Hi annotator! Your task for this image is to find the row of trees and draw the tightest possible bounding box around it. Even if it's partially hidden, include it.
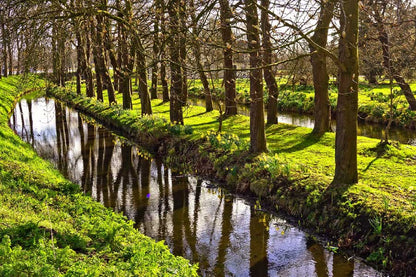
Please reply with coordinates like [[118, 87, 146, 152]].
[[1, 0, 416, 185]]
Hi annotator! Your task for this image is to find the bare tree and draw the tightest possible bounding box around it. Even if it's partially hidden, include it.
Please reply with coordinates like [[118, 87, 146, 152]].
[[219, 0, 237, 116], [245, 0, 267, 153], [310, 0, 335, 135], [261, 0, 279, 125], [332, 0, 359, 185]]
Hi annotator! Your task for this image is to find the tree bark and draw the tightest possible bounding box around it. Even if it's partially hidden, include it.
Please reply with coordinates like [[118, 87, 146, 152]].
[[92, 9, 116, 103], [190, 0, 213, 112], [103, 10, 120, 97], [179, 3, 188, 104], [150, 2, 160, 100], [160, 0, 170, 102], [119, 0, 135, 110], [1, 10, 7, 78], [310, 0, 335, 135], [374, 14, 416, 110], [333, 0, 359, 185], [92, 28, 104, 102], [261, 0, 279, 125], [137, 42, 152, 115], [7, 39, 12, 76], [75, 25, 84, 95], [168, 1, 184, 124], [245, 0, 267, 153], [74, 17, 94, 97], [219, 0, 237, 116]]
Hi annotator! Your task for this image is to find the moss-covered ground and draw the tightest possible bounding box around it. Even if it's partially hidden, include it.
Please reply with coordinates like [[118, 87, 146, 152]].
[[53, 79, 416, 276], [0, 76, 198, 276]]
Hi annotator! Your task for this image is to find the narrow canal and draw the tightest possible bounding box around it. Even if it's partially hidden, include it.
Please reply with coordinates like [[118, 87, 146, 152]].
[[9, 97, 383, 276]]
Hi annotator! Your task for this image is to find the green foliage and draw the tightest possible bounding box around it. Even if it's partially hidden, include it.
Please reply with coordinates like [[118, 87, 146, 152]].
[[0, 76, 198, 276], [369, 216, 383, 236], [202, 130, 246, 153]]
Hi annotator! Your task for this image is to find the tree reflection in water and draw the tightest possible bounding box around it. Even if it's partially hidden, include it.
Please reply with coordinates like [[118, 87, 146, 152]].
[[10, 97, 383, 277]]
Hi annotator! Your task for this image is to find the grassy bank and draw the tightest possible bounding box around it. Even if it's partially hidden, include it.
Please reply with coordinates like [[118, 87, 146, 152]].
[[52, 81, 416, 276], [188, 79, 416, 128], [0, 76, 198, 275]]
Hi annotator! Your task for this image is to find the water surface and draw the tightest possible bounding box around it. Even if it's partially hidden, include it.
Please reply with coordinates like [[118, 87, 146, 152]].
[[10, 97, 384, 276]]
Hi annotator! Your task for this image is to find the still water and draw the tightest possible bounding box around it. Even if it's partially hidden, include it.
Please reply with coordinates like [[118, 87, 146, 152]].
[[188, 98, 416, 146], [10, 97, 383, 276]]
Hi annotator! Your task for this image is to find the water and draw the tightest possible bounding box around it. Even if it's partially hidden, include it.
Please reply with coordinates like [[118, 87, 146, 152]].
[[188, 98, 416, 146], [9, 97, 384, 276]]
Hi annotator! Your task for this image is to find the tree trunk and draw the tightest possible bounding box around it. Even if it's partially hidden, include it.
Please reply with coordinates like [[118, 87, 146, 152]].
[[310, 0, 334, 135], [179, 4, 188, 104], [168, 0, 184, 124], [245, 0, 267, 153], [92, 24, 104, 102], [375, 17, 416, 110], [74, 25, 85, 95], [137, 42, 152, 115], [94, 12, 116, 104], [394, 74, 416, 110], [75, 20, 94, 97], [119, 1, 135, 110], [219, 0, 237, 116], [7, 40, 12, 76], [160, 0, 170, 102], [0, 11, 7, 78], [333, 0, 359, 185], [261, 0, 279, 125], [150, 2, 159, 100], [103, 10, 120, 96], [190, 0, 213, 112]]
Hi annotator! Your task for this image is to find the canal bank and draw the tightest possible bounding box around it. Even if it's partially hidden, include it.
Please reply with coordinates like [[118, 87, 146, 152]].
[[0, 76, 198, 275], [48, 83, 416, 276]]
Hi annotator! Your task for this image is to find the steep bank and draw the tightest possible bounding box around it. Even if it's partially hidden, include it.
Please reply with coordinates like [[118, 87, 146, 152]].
[[0, 76, 198, 276], [50, 83, 416, 276]]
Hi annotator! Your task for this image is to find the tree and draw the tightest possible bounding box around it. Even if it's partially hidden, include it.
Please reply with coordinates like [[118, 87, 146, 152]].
[[91, 3, 116, 104], [332, 0, 359, 185], [219, 0, 237, 116], [150, 0, 160, 100], [136, 39, 152, 115], [366, 0, 416, 110], [245, 0, 267, 153], [261, 0, 279, 125], [190, 0, 213, 112], [309, 0, 335, 135], [159, 0, 170, 102], [168, 0, 184, 124], [119, 0, 135, 110]]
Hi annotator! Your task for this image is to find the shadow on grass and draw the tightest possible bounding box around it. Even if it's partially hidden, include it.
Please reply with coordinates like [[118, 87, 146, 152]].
[[186, 111, 210, 118], [362, 142, 389, 172], [277, 132, 322, 153], [188, 120, 218, 127], [155, 101, 168, 107]]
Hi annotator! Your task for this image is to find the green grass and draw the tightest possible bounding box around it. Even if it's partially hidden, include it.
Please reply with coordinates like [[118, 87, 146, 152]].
[[187, 78, 416, 127], [56, 79, 416, 273], [0, 76, 198, 276]]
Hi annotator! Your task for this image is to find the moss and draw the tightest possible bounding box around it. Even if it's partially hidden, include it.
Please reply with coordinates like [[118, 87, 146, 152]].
[[0, 76, 198, 276]]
